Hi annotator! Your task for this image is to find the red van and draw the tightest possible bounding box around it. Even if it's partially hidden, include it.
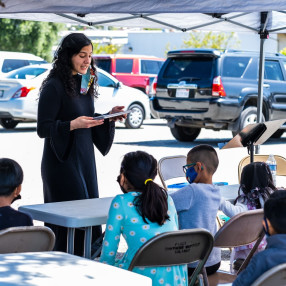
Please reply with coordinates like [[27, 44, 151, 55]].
[[93, 54, 165, 94]]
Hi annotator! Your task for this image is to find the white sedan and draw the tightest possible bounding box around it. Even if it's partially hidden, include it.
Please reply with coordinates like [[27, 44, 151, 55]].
[[0, 64, 150, 129]]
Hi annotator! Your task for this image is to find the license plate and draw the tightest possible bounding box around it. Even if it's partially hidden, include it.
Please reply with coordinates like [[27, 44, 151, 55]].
[[0, 90, 3, 98], [176, 89, 189, 98]]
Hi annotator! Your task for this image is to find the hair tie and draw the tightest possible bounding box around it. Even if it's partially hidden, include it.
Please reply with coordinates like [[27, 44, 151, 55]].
[[144, 179, 152, 185]]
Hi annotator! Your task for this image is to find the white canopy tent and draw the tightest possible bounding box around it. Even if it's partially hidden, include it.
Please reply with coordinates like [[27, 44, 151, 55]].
[[1, 0, 286, 147]]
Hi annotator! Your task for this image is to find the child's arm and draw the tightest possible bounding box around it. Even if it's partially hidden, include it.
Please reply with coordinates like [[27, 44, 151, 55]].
[[219, 197, 248, 218]]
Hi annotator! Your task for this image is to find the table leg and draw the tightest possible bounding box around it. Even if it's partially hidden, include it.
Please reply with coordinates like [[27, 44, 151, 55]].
[[67, 228, 75, 254], [84, 227, 92, 259]]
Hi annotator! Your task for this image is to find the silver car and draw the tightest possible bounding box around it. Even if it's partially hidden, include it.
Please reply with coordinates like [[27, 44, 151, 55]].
[[0, 64, 150, 129]]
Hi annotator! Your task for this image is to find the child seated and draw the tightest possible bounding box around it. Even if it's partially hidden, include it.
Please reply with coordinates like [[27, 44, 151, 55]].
[[0, 158, 33, 230], [100, 151, 188, 286], [233, 189, 286, 286], [219, 161, 276, 272], [170, 144, 221, 276]]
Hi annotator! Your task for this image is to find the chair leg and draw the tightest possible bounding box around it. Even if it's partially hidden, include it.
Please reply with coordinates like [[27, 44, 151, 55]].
[[202, 267, 209, 286]]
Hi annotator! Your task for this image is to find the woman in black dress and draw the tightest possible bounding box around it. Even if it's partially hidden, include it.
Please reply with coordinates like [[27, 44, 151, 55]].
[[37, 33, 125, 255]]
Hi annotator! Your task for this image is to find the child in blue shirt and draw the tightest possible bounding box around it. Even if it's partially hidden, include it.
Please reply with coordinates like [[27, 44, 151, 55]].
[[233, 189, 286, 286], [0, 158, 33, 230], [171, 144, 221, 277]]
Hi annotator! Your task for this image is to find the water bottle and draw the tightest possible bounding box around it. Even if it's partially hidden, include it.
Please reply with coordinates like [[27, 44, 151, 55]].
[[266, 154, 277, 186]]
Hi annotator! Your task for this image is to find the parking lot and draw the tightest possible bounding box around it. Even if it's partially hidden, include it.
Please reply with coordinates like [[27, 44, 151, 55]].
[[1, 119, 286, 209]]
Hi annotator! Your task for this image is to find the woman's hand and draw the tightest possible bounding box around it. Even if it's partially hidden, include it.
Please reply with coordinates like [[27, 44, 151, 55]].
[[109, 106, 127, 122], [70, 116, 104, 130]]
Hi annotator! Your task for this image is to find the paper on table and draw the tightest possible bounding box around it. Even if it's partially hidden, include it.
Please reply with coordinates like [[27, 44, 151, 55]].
[[93, 110, 131, 120]]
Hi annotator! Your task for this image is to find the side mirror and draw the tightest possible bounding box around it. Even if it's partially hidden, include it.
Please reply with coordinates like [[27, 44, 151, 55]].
[[116, 82, 122, 89]]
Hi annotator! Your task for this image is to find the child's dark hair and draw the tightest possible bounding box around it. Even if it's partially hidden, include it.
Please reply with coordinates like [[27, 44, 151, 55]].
[[236, 161, 276, 208], [264, 189, 286, 234], [187, 144, 219, 174], [0, 158, 23, 196], [120, 151, 169, 226]]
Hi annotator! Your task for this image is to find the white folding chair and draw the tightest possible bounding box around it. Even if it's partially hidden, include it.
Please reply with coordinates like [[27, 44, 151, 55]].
[[158, 155, 187, 190]]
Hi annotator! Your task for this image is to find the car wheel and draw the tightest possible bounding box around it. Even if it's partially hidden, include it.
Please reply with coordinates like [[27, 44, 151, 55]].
[[270, 129, 284, 138], [125, 104, 144, 129], [0, 118, 19, 129], [233, 106, 265, 136], [170, 125, 201, 142]]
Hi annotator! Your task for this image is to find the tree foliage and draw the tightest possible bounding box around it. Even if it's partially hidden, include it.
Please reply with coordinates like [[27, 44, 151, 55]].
[[166, 31, 240, 54], [92, 42, 121, 54], [0, 19, 64, 62], [280, 47, 286, 56], [183, 31, 239, 49]]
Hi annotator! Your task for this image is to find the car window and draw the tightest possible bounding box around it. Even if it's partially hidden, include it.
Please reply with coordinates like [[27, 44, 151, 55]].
[[222, 56, 251, 78], [97, 72, 116, 87], [93, 59, 111, 73], [283, 60, 286, 73], [1, 59, 29, 73], [115, 59, 133, 73], [264, 60, 284, 81], [6, 67, 48, 79], [141, 60, 164, 74], [163, 57, 214, 81], [28, 60, 47, 65]]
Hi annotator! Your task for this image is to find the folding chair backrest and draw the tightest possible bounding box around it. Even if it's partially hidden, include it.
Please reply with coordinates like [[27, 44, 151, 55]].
[[214, 209, 264, 248], [251, 263, 286, 286], [158, 155, 187, 189], [128, 229, 213, 286], [214, 209, 264, 274], [238, 154, 286, 183], [0, 226, 55, 253]]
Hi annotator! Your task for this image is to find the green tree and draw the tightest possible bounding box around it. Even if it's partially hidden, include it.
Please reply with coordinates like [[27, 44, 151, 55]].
[[166, 31, 240, 54], [280, 47, 286, 56], [0, 19, 64, 62], [92, 42, 121, 54]]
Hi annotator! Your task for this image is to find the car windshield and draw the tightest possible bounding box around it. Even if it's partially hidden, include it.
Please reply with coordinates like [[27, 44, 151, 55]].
[[163, 57, 214, 81], [6, 67, 48, 79]]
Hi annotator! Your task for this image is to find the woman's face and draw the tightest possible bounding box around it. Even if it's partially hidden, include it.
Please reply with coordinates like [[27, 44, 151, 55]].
[[71, 44, 93, 75]]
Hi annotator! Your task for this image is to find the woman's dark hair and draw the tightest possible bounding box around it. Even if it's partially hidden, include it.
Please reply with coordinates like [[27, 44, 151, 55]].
[[235, 161, 276, 208], [41, 33, 97, 97], [120, 151, 169, 226], [264, 189, 286, 234], [0, 158, 23, 196]]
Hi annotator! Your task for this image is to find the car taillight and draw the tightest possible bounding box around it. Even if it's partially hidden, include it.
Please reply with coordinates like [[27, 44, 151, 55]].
[[12, 87, 35, 98], [150, 77, 157, 95], [145, 78, 150, 95], [212, 76, 226, 97]]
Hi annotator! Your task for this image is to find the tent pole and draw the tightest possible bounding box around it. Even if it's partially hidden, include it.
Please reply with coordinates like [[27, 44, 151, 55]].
[[255, 12, 269, 154]]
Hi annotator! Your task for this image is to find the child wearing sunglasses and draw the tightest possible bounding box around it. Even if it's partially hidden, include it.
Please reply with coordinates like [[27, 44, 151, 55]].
[[171, 144, 221, 277], [233, 189, 286, 286]]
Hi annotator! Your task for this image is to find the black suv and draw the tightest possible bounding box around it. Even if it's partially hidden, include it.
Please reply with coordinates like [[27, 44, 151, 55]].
[[150, 49, 286, 141]]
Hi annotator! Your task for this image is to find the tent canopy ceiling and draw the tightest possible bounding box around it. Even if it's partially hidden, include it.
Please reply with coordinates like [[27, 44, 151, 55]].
[[1, 1, 286, 33]]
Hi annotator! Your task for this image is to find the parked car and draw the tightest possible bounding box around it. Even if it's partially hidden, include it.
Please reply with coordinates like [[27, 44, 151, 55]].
[[0, 64, 150, 129], [0, 51, 47, 79], [150, 48, 286, 141], [93, 54, 165, 94]]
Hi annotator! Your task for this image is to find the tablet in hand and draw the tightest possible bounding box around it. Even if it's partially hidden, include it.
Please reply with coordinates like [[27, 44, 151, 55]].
[[93, 110, 131, 120]]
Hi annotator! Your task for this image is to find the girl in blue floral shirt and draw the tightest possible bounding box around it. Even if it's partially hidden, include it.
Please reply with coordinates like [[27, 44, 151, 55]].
[[100, 151, 188, 286]]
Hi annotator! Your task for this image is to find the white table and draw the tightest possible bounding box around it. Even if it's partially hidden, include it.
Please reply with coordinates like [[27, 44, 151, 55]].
[[19, 197, 114, 259], [218, 184, 239, 203], [0, 251, 152, 286]]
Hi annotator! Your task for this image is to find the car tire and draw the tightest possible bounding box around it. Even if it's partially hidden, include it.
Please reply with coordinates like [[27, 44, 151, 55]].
[[270, 129, 284, 138], [170, 125, 201, 142], [233, 106, 265, 136], [125, 104, 144, 129], [0, 118, 19, 129]]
